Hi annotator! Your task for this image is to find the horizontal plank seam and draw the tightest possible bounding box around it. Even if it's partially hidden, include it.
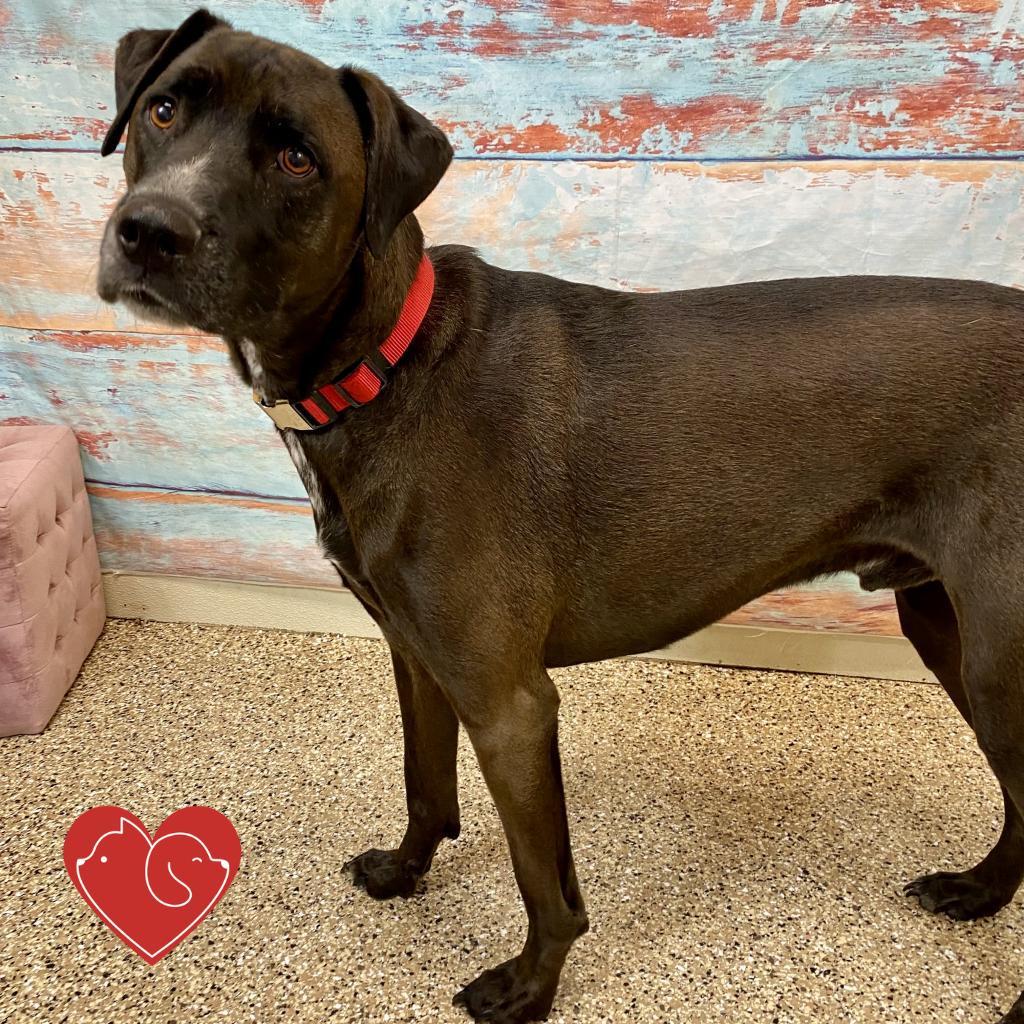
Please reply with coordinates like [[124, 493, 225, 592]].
[[0, 326, 202, 338], [4, 145, 1024, 163], [85, 477, 308, 504]]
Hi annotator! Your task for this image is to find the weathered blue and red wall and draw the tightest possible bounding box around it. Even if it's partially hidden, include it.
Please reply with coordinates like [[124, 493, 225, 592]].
[[1, 1, 1022, 636]]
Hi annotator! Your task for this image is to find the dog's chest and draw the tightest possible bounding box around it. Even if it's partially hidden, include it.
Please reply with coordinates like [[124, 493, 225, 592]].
[[238, 339, 327, 524], [281, 432, 327, 525], [238, 339, 383, 614]]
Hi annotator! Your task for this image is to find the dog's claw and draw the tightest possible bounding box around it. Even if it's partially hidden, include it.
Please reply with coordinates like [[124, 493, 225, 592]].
[[344, 848, 420, 899], [904, 870, 1015, 921], [454, 956, 555, 1023]]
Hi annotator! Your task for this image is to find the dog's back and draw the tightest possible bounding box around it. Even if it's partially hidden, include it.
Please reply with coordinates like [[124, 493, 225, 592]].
[[431, 255, 1024, 662]]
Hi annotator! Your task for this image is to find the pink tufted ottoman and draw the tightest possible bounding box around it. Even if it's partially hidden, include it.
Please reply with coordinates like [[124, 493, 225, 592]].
[[0, 426, 106, 736]]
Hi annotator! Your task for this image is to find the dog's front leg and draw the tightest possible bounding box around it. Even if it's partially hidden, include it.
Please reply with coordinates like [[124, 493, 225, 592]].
[[453, 668, 588, 1023], [346, 649, 461, 897]]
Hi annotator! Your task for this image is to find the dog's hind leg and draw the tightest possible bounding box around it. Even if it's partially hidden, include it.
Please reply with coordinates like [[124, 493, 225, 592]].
[[449, 664, 588, 1024], [346, 649, 461, 898], [897, 581, 1024, 920]]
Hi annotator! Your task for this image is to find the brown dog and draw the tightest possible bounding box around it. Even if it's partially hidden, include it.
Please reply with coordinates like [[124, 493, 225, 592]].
[[96, 10, 1024, 1023]]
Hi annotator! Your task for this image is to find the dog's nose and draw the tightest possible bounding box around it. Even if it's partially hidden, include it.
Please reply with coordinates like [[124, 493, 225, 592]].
[[116, 200, 201, 270]]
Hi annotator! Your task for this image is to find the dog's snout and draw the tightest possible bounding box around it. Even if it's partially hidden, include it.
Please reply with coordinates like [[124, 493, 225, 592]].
[[116, 200, 201, 270]]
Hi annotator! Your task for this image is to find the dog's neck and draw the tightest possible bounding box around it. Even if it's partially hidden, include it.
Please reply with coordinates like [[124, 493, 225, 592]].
[[230, 217, 424, 404]]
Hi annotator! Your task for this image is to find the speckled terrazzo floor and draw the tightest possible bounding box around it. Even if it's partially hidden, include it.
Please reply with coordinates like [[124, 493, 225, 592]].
[[1, 619, 1021, 1024]]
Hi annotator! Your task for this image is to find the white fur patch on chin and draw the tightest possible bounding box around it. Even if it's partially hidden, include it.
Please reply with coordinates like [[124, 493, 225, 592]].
[[122, 294, 189, 328]]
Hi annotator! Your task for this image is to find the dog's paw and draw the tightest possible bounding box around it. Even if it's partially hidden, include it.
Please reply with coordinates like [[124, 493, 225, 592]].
[[904, 870, 1015, 921], [344, 848, 420, 899], [453, 957, 554, 1023]]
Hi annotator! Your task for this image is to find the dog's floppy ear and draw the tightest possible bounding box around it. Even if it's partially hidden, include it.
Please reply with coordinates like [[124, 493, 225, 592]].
[[101, 8, 228, 157], [340, 68, 453, 260]]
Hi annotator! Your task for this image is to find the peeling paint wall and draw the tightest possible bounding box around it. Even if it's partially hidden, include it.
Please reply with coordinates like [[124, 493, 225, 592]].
[[1, 1, 1022, 638]]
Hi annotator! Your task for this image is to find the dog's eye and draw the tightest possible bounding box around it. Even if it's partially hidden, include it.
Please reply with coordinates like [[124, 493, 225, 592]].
[[278, 146, 316, 177], [149, 98, 177, 130]]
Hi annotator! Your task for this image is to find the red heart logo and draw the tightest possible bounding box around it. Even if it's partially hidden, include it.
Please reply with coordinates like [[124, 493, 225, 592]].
[[63, 806, 241, 964]]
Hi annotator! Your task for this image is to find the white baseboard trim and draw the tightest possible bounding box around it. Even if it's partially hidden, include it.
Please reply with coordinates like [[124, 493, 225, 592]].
[[101, 572, 934, 684]]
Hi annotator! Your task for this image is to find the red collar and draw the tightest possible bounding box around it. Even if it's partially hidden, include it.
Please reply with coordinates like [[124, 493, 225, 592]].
[[254, 253, 435, 431]]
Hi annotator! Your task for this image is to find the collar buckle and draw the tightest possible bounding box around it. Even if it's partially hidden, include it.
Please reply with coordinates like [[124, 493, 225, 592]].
[[254, 394, 317, 431]]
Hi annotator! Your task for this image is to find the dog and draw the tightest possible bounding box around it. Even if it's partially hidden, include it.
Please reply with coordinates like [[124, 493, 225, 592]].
[[96, 10, 1024, 1022]]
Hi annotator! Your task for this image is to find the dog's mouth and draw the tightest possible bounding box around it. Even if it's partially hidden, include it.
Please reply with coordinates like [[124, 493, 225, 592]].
[[121, 283, 166, 310], [117, 283, 191, 327]]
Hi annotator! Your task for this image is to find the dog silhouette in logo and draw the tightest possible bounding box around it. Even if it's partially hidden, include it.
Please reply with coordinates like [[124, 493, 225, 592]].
[[76, 817, 230, 960]]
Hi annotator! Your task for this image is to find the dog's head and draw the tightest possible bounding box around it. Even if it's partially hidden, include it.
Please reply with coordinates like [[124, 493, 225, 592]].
[[97, 9, 452, 340]]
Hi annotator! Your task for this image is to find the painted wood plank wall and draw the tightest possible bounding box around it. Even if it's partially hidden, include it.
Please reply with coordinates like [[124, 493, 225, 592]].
[[1, 0, 1023, 157], [1, 1, 1022, 641]]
